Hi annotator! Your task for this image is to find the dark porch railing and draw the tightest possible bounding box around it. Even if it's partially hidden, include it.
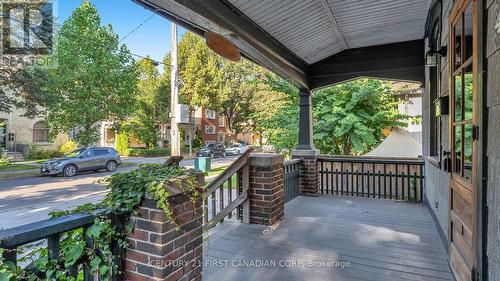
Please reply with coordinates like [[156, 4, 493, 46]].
[[283, 159, 302, 203], [0, 211, 127, 280], [318, 156, 424, 202]]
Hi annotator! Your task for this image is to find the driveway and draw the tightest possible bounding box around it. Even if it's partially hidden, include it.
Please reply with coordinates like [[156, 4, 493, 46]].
[[0, 156, 236, 229]]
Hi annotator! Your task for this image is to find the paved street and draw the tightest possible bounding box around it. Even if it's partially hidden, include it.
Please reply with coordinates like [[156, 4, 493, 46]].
[[0, 156, 236, 230]]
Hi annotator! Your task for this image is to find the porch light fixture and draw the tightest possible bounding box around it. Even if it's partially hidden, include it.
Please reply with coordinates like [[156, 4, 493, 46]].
[[425, 46, 447, 67], [205, 31, 241, 61]]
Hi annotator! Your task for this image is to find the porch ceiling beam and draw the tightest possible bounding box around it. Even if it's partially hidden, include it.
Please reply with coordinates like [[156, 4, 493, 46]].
[[318, 0, 349, 49], [133, 0, 310, 89], [309, 40, 425, 90]]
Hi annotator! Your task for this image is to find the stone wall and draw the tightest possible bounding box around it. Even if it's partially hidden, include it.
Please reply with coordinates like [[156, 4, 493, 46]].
[[486, 0, 500, 280], [124, 174, 204, 281]]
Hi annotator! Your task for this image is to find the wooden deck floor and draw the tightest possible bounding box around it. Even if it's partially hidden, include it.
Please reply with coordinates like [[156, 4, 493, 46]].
[[203, 195, 454, 281]]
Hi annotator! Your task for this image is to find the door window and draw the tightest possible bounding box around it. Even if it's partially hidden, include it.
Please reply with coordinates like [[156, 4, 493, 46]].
[[451, 0, 475, 183]]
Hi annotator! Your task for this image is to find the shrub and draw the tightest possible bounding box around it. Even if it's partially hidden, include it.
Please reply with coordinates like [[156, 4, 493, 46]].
[[116, 132, 129, 156], [126, 148, 171, 157], [0, 153, 9, 166], [58, 140, 78, 154], [27, 145, 63, 160]]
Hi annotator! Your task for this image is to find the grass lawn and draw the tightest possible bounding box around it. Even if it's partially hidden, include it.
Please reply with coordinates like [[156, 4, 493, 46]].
[[203, 165, 228, 177], [0, 163, 38, 172]]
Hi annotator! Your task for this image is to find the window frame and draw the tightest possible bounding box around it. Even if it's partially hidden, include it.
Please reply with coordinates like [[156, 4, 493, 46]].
[[218, 113, 225, 127], [205, 109, 216, 120], [428, 20, 443, 164], [32, 121, 49, 143], [205, 125, 216, 135]]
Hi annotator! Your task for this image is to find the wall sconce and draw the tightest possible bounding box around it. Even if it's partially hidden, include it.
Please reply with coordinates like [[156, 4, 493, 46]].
[[426, 46, 447, 66]]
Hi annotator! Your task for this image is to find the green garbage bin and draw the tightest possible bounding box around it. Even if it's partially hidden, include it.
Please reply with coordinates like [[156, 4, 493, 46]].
[[194, 157, 211, 172]]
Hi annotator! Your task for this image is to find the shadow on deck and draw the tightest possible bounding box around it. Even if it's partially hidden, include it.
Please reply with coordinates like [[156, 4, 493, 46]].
[[203, 196, 453, 281]]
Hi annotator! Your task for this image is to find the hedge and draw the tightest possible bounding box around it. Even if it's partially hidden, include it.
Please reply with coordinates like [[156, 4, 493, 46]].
[[126, 148, 171, 157]]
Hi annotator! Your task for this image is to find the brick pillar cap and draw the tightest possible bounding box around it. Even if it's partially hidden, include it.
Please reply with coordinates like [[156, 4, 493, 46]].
[[249, 153, 284, 166], [291, 149, 320, 158]]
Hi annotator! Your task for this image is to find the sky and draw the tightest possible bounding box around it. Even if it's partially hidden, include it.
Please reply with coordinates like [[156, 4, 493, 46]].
[[57, 0, 186, 65]]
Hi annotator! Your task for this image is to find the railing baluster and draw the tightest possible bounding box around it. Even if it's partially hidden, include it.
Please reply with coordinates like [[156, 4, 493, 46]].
[[228, 175, 232, 219], [355, 170, 359, 196], [325, 168, 329, 196], [330, 162, 334, 195], [340, 162, 344, 196], [372, 163, 375, 198], [413, 172, 418, 203], [361, 169, 365, 197], [220, 182, 224, 223], [345, 167, 349, 196], [47, 233, 60, 260], [389, 171, 393, 199], [83, 226, 95, 281], [395, 165, 399, 200], [406, 164, 411, 201], [383, 164, 387, 199], [211, 191, 216, 221], [320, 161, 324, 194], [351, 163, 354, 196], [204, 197, 209, 224], [378, 171, 381, 198], [335, 169, 339, 195]]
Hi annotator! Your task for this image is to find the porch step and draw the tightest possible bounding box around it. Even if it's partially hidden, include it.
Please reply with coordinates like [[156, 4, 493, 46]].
[[4, 151, 25, 162]]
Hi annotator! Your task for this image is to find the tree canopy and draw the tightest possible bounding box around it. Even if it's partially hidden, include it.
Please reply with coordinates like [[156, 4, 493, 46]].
[[45, 1, 139, 145]]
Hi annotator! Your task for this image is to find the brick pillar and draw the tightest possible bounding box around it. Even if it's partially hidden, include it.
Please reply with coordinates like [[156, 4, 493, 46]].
[[292, 149, 320, 196], [125, 173, 204, 281], [248, 153, 285, 226]]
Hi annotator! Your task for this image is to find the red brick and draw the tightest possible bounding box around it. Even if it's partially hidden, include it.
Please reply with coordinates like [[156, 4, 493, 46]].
[[129, 229, 149, 241], [124, 271, 149, 281], [126, 249, 149, 264]]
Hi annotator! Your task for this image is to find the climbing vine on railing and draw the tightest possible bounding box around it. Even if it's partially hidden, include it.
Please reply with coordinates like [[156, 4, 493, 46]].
[[0, 164, 201, 281]]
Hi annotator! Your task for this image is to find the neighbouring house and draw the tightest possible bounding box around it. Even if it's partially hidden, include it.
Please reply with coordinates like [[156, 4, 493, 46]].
[[194, 107, 228, 144], [0, 107, 68, 160]]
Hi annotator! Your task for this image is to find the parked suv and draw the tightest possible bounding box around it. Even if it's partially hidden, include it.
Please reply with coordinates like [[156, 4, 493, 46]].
[[41, 147, 121, 177], [196, 143, 226, 158]]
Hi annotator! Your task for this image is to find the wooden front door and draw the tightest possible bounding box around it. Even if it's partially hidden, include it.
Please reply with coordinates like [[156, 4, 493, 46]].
[[449, 1, 478, 280]]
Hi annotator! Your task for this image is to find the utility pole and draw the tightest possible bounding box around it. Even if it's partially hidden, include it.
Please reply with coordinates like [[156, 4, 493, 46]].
[[170, 23, 181, 156]]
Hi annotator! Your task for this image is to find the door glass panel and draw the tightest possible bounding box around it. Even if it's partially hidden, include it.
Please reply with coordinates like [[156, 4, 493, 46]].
[[464, 3, 473, 60], [464, 64, 473, 121], [454, 125, 462, 175], [454, 18, 462, 70], [454, 74, 463, 121], [464, 124, 473, 182]]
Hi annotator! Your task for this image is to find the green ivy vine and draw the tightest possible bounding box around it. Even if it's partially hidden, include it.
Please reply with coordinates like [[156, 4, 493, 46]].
[[0, 164, 201, 281]]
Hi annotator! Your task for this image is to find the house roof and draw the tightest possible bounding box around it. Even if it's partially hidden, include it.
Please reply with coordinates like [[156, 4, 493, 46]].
[[365, 127, 422, 158]]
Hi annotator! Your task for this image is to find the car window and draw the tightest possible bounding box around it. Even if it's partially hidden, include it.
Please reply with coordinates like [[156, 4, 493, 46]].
[[64, 148, 85, 157], [93, 149, 109, 156], [202, 144, 214, 149]]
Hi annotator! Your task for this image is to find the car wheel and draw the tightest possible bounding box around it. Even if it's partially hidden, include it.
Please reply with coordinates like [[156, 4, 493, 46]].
[[63, 164, 77, 177], [105, 161, 117, 172]]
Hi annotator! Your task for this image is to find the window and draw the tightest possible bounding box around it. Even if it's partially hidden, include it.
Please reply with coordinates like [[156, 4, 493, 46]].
[[218, 113, 225, 127], [93, 149, 109, 156], [33, 121, 49, 143], [429, 21, 442, 160], [205, 109, 216, 119], [205, 125, 216, 134]]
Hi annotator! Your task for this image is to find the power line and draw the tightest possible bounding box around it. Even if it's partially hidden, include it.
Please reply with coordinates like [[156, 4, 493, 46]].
[[119, 14, 155, 43]]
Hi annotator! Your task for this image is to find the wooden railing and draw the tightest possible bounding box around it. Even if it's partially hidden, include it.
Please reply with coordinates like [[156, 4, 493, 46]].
[[318, 156, 425, 202], [203, 148, 253, 230], [0, 211, 127, 280], [283, 159, 301, 203]]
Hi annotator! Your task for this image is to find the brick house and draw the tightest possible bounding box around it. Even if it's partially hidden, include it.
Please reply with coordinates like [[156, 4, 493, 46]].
[[193, 107, 228, 144]]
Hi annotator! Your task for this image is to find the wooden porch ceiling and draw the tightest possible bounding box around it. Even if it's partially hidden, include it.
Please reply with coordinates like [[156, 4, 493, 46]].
[[133, 0, 428, 90]]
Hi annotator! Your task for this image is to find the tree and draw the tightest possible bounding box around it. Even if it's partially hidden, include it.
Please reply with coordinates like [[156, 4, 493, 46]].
[[124, 57, 170, 148], [250, 73, 299, 155], [45, 1, 138, 145], [313, 79, 407, 155]]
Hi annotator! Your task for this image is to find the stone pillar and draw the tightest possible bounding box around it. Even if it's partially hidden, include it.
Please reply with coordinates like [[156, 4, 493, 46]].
[[293, 88, 320, 196], [124, 173, 204, 281], [248, 153, 285, 226]]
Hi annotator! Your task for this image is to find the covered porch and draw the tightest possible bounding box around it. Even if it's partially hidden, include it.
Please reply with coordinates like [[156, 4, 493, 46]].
[[204, 195, 453, 281]]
